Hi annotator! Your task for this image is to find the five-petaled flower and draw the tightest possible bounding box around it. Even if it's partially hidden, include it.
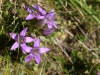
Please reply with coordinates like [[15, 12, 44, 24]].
[[34, 4, 57, 29], [10, 27, 34, 54], [25, 37, 50, 65], [24, 4, 58, 29]]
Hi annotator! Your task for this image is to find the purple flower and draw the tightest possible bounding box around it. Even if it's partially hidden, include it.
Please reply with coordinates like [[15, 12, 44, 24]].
[[24, 6, 36, 20], [41, 28, 54, 36], [25, 37, 50, 65], [33, 4, 46, 19], [33, 4, 58, 29], [24, 4, 57, 29], [10, 27, 34, 54]]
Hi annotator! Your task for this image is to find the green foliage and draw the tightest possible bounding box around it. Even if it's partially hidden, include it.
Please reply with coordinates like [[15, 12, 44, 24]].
[[0, 0, 100, 75]]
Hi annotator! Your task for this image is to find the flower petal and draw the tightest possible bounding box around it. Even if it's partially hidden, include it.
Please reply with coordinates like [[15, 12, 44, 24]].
[[20, 27, 28, 37], [24, 6, 33, 13], [24, 37, 34, 43], [10, 33, 18, 40], [20, 43, 26, 54], [46, 12, 55, 20], [52, 21, 58, 29], [47, 22, 52, 28], [39, 48, 50, 53], [34, 54, 41, 65], [10, 42, 18, 50], [34, 37, 40, 48], [21, 45, 32, 53], [21, 48, 27, 54], [25, 54, 33, 62], [26, 14, 35, 20], [20, 43, 26, 46], [36, 15, 45, 20], [33, 4, 46, 15]]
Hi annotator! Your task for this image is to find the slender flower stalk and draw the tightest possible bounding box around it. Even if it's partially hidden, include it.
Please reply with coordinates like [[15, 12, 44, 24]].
[[25, 37, 50, 65], [10, 27, 34, 54]]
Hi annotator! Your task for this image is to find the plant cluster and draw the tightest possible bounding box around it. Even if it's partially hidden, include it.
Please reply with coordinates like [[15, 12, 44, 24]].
[[10, 4, 57, 65]]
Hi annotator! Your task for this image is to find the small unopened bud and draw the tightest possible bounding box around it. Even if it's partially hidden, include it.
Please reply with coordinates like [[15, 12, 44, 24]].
[[41, 28, 54, 36]]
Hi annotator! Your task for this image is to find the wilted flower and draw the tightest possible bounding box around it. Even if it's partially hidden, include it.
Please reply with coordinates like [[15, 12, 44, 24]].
[[25, 37, 50, 65], [41, 28, 54, 36], [10, 27, 34, 54]]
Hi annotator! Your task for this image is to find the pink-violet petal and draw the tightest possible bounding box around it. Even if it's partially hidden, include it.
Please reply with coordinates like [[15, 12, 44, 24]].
[[21, 46, 32, 53], [46, 12, 55, 20], [10, 33, 18, 40], [47, 22, 52, 28], [36, 15, 45, 20], [39, 48, 50, 53], [33, 4, 46, 15], [24, 37, 34, 43], [34, 37, 40, 48], [25, 54, 33, 62], [52, 21, 58, 29], [34, 54, 41, 65], [20, 27, 28, 37], [10, 42, 18, 50], [26, 14, 35, 20]]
